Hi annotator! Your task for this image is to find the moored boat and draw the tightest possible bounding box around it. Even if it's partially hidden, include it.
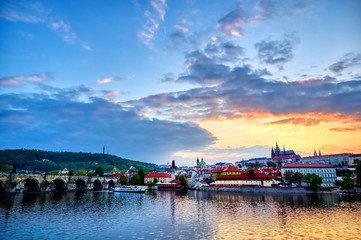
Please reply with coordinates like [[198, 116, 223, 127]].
[[112, 186, 145, 193]]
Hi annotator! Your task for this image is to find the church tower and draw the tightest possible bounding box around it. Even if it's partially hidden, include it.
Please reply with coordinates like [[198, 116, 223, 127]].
[[271, 146, 275, 158], [275, 142, 280, 157], [196, 157, 200, 170], [314, 149, 317, 156]]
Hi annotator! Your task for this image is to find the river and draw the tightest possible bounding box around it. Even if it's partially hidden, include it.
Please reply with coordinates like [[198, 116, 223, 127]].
[[1, 190, 360, 239]]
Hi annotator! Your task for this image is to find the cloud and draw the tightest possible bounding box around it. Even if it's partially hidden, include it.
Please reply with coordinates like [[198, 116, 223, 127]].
[[218, 8, 246, 36], [175, 24, 188, 33], [266, 116, 321, 126], [329, 125, 361, 132], [49, 20, 77, 43], [96, 77, 124, 84], [0, 86, 216, 163], [126, 58, 361, 123], [0, 0, 46, 23], [252, 0, 277, 23], [138, 0, 167, 46], [0, 1, 87, 48], [0, 73, 50, 86], [254, 34, 298, 67], [175, 40, 244, 85], [328, 52, 361, 73]]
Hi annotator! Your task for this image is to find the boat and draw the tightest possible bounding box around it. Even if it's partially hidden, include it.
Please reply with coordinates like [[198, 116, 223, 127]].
[[112, 186, 145, 193]]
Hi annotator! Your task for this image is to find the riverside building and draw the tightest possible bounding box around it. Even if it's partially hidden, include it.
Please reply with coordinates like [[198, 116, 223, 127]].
[[282, 162, 337, 187]]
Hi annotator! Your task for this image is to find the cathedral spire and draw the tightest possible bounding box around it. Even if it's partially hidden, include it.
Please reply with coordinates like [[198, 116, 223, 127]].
[[314, 149, 317, 156], [319, 149, 322, 156]]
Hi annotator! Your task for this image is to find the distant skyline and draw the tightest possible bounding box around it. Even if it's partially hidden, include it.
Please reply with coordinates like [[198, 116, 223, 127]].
[[1, 0, 361, 165]]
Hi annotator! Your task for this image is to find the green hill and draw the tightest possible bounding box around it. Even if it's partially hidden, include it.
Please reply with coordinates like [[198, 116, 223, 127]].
[[0, 149, 156, 173]]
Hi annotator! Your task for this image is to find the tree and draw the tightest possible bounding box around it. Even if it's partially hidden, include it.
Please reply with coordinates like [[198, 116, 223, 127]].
[[130, 173, 141, 185], [76, 169, 87, 176], [292, 172, 303, 186], [267, 161, 276, 167], [119, 174, 128, 185], [138, 168, 145, 184], [303, 173, 323, 191], [147, 181, 155, 187], [153, 177, 158, 184], [283, 170, 294, 185], [356, 161, 361, 186], [177, 174, 188, 188], [68, 169, 74, 176], [49, 170, 59, 175], [94, 166, 104, 176], [335, 173, 354, 192], [1, 164, 13, 172]]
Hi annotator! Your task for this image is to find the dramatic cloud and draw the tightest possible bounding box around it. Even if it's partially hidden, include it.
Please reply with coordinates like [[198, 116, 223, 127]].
[[254, 35, 298, 67], [138, 0, 167, 46], [0, 86, 216, 163], [127, 62, 361, 122], [328, 52, 361, 73], [176, 40, 244, 85], [0, 73, 50, 86], [218, 8, 246, 36]]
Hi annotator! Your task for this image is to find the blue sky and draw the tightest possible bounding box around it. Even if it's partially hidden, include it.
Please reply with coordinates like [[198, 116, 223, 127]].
[[1, 0, 361, 166]]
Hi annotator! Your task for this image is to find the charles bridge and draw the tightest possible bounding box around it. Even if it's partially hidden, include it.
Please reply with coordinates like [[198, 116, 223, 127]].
[[0, 172, 120, 194]]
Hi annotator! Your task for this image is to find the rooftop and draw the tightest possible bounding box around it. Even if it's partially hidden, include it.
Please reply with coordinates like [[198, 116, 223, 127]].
[[283, 163, 334, 168]]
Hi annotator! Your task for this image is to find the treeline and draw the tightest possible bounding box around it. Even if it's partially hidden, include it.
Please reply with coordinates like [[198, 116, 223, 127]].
[[0, 149, 156, 173]]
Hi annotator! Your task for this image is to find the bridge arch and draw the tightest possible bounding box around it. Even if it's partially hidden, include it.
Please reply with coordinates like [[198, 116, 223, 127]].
[[93, 179, 103, 191], [75, 179, 87, 191], [53, 178, 67, 192], [23, 178, 40, 193], [108, 180, 115, 189]]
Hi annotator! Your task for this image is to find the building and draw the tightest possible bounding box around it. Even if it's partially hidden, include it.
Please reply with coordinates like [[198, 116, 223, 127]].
[[211, 165, 241, 180], [282, 162, 337, 187], [301, 153, 349, 168], [348, 154, 361, 165], [144, 172, 172, 184], [214, 170, 280, 187], [271, 142, 296, 158]]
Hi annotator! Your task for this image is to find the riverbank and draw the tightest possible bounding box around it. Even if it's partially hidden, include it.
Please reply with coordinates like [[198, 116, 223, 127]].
[[200, 186, 309, 194]]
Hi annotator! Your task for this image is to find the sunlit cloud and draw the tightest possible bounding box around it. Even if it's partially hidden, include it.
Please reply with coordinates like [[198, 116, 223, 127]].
[[96, 77, 124, 84], [0, 73, 50, 86], [175, 24, 188, 33], [218, 8, 246, 36], [138, 0, 167, 46]]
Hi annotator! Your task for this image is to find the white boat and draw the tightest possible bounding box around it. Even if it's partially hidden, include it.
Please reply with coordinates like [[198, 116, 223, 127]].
[[112, 186, 145, 193]]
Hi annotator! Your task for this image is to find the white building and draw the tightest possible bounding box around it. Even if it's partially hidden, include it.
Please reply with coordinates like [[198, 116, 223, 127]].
[[301, 154, 349, 168], [282, 163, 337, 187]]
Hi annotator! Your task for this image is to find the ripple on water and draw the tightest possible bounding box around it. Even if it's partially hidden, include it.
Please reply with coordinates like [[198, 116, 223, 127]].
[[0, 192, 361, 239]]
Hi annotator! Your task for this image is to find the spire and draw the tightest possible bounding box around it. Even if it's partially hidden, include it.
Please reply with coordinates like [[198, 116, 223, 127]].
[[271, 146, 275, 158], [283, 145, 285, 152], [319, 149, 322, 156], [314, 149, 317, 156]]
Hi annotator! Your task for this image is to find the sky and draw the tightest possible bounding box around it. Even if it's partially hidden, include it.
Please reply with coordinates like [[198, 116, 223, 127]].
[[1, 0, 361, 166]]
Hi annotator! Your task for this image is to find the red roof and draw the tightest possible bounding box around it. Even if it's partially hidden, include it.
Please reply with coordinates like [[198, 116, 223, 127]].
[[216, 172, 273, 181], [213, 167, 225, 173], [283, 163, 334, 168], [145, 172, 172, 178], [224, 165, 241, 172]]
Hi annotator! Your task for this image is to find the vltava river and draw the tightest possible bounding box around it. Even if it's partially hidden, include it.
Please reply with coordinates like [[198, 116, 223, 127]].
[[1, 191, 360, 239]]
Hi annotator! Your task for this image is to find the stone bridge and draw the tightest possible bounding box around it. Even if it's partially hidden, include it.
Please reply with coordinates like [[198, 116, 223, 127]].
[[0, 173, 120, 194]]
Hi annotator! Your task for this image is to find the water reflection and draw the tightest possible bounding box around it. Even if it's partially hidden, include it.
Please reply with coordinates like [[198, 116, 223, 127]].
[[0, 191, 360, 239]]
